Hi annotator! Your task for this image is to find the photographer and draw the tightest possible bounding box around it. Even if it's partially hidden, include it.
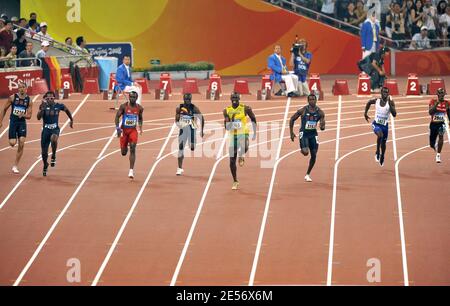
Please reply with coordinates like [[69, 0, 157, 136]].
[[289, 38, 312, 97], [358, 45, 389, 92]]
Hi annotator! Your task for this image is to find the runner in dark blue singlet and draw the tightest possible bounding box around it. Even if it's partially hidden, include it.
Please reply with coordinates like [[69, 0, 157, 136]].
[[0, 82, 33, 174], [289, 94, 325, 182], [37, 91, 73, 176]]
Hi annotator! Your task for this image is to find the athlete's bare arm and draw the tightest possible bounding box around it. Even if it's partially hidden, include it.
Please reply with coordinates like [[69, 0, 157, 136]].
[[0, 95, 13, 128], [245, 105, 257, 140], [388, 97, 397, 117], [318, 108, 326, 130], [24, 100, 33, 120], [364, 99, 376, 122], [138, 105, 144, 135], [194, 105, 205, 138], [289, 106, 305, 141], [115, 104, 125, 138], [223, 109, 232, 131], [63, 105, 74, 128]]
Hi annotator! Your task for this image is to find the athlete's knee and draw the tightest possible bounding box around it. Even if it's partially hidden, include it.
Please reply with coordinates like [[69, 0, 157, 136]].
[[9, 140, 16, 147], [121, 148, 128, 156], [301, 149, 309, 156], [129, 143, 136, 154]]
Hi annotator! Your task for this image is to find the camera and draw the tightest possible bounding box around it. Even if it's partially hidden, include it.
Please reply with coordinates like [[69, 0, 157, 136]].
[[291, 43, 301, 56]]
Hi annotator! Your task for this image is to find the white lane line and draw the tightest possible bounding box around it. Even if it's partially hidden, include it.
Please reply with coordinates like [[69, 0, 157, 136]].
[[157, 123, 176, 159], [391, 116, 398, 161], [216, 131, 228, 160], [97, 130, 117, 160], [326, 132, 428, 286], [335, 95, 342, 161], [60, 94, 90, 132], [446, 118, 450, 144], [248, 98, 291, 286]]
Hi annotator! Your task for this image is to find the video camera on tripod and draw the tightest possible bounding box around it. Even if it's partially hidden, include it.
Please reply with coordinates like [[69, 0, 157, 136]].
[[290, 35, 306, 57]]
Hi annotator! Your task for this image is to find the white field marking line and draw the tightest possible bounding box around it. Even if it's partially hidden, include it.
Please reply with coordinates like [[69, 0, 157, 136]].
[[248, 98, 291, 286], [157, 123, 176, 159], [0, 96, 40, 139], [394, 145, 430, 286], [92, 132, 237, 286], [216, 131, 228, 160], [0, 122, 183, 211], [446, 118, 450, 144], [247, 120, 428, 285], [14, 124, 178, 286], [96, 130, 117, 160], [335, 95, 342, 161], [391, 116, 398, 161], [326, 131, 428, 286]]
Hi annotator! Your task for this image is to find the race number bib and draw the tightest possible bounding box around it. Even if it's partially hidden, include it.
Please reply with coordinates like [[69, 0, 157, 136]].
[[13, 106, 26, 117], [305, 120, 317, 130], [44, 123, 57, 129], [433, 112, 445, 122], [375, 117, 387, 125], [231, 120, 242, 130], [124, 114, 137, 127], [181, 115, 192, 126]]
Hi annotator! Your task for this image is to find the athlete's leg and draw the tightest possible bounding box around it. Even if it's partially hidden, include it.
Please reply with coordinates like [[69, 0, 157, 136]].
[[229, 136, 238, 182], [8, 138, 17, 147], [178, 128, 187, 169], [437, 125, 445, 153], [41, 130, 51, 175], [306, 136, 319, 175], [14, 136, 26, 167], [429, 123, 438, 150], [50, 133, 59, 166], [190, 126, 196, 151], [8, 122, 17, 147], [129, 143, 136, 170], [120, 131, 129, 156]]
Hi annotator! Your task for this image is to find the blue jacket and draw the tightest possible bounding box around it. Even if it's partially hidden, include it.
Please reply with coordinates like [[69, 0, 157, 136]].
[[116, 64, 133, 90], [360, 20, 380, 51], [267, 53, 287, 83]]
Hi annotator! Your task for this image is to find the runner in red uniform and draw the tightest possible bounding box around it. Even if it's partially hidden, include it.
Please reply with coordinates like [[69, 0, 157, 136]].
[[114, 91, 143, 178], [428, 88, 450, 163]]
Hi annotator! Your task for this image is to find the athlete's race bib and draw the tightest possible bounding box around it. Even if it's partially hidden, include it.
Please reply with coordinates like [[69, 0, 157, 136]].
[[305, 120, 317, 130], [123, 114, 137, 127], [180, 115, 192, 126], [375, 117, 388, 126], [231, 120, 242, 130], [12, 106, 26, 117], [44, 123, 57, 129], [433, 112, 445, 122]]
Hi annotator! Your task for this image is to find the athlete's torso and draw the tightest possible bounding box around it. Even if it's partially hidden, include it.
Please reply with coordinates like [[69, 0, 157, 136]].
[[121, 103, 140, 129], [374, 98, 391, 126], [179, 103, 197, 128], [429, 99, 448, 123], [300, 106, 321, 135], [42, 102, 65, 129], [226, 104, 248, 135], [10, 93, 30, 122]]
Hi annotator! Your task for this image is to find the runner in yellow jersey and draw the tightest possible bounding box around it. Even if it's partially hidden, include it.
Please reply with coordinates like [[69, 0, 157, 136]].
[[223, 92, 257, 190]]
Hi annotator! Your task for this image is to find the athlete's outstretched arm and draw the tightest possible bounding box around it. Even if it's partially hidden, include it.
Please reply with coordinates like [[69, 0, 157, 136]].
[[0, 95, 13, 128], [364, 99, 376, 122], [319, 108, 326, 130], [115, 104, 125, 137], [63, 105, 74, 128], [223, 109, 232, 131], [138, 105, 144, 135], [388, 98, 397, 117], [245, 106, 257, 140], [194, 106, 205, 138], [289, 107, 304, 141]]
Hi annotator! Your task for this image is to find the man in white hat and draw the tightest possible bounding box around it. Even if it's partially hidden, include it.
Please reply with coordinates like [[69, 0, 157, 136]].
[[410, 26, 432, 49], [36, 40, 50, 59], [36, 22, 52, 42]]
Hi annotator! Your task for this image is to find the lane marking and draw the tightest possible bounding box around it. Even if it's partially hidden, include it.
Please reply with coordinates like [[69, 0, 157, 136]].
[[335, 95, 342, 161], [157, 123, 176, 159]]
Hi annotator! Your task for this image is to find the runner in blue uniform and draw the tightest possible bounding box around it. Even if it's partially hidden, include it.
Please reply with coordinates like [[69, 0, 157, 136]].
[[37, 91, 73, 176], [0, 82, 33, 174], [289, 93, 325, 182]]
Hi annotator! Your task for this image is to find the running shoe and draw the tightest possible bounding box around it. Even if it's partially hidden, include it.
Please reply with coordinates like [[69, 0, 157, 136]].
[[43, 162, 49, 177], [436, 153, 441, 163], [128, 169, 134, 179], [12, 166, 19, 174], [304, 174, 312, 182], [176, 168, 184, 176], [375, 152, 380, 163], [232, 181, 239, 190], [379, 154, 385, 167], [50, 155, 56, 167], [274, 89, 283, 96], [238, 157, 245, 167]]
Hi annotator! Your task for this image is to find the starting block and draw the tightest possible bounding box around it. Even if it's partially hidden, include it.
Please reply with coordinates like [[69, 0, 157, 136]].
[[406, 73, 420, 95], [30, 78, 49, 96], [56, 88, 69, 100], [134, 78, 149, 94], [309, 73, 324, 100], [206, 73, 222, 101], [155, 73, 172, 100], [233, 79, 251, 95], [60, 74, 74, 94], [182, 78, 200, 94], [103, 73, 117, 100], [82, 78, 100, 94], [357, 72, 371, 96], [428, 78, 446, 95], [257, 75, 272, 100], [383, 79, 400, 95], [332, 79, 350, 96]]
